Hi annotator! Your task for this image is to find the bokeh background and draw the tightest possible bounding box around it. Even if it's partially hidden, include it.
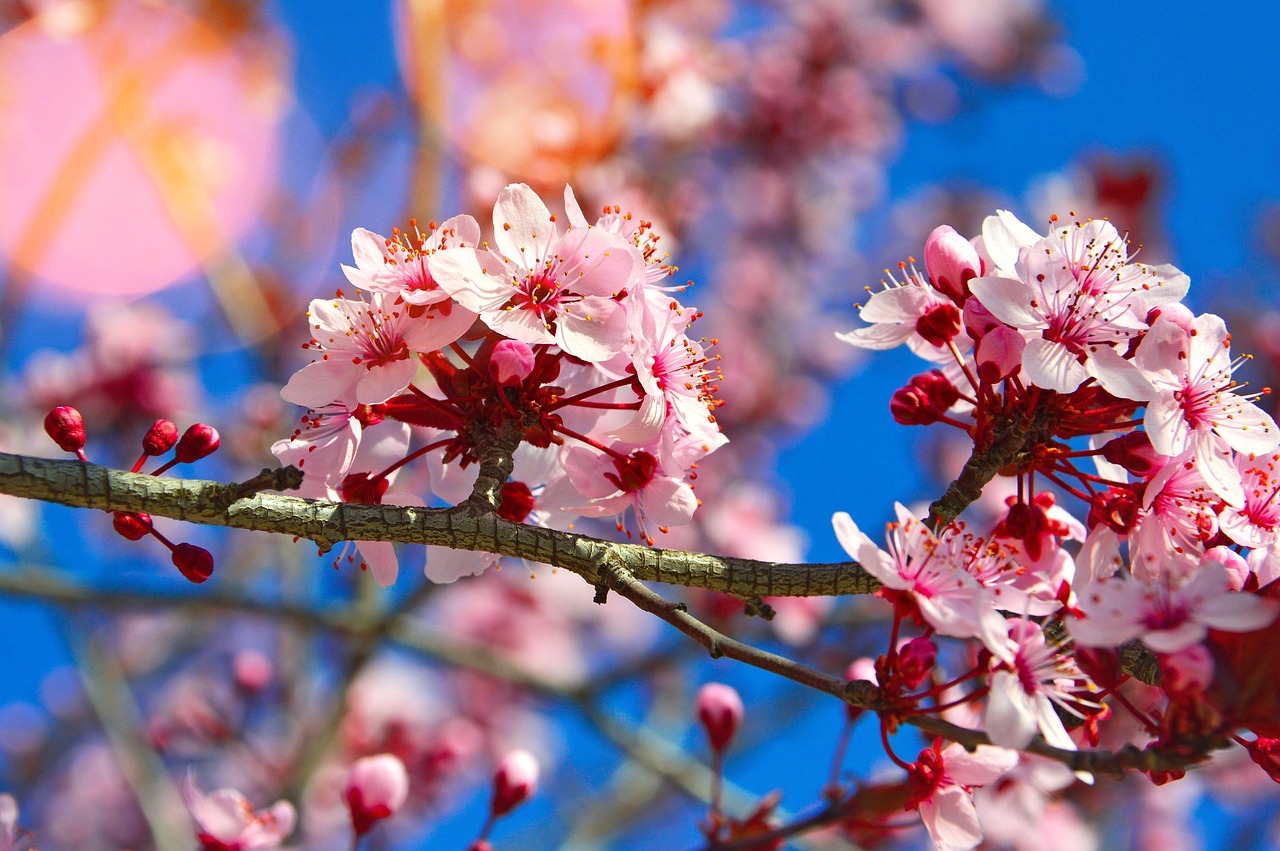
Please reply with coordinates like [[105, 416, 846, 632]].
[[1, 0, 1279, 848]]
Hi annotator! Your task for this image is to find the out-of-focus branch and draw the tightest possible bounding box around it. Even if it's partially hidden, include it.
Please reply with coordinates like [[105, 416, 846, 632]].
[[0, 452, 879, 598]]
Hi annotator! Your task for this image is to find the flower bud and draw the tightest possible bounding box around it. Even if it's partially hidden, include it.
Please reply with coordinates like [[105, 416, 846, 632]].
[[491, 750, 539, 817], [1074, 645, 1121, 689], [1202, 546, 1250, 592], [976, 325, 1025, 383], [345, 754, 409, 837], [896, 637, 937, 689], [913, 370, 959, 411], [890, 384, 935, 426], [1244, 737, 1280, 783], [696, 682, 744, 753], [914, 302, 962, 348], [174, 424, 220, 464], [1087, 488, 1140, 534], [233, 650, 273, 692], [1160, 644, 1214, 695], [44, 406, 85, 453], [924, 225, 982, 306], [142, 419, 179, 456], [963, 298, 1002, 342], [489, 340, 536, 387], [112, 511, 152, 541], [498, 481, 536, 523], [1100, 431, 1168, 478], [172, 543, 214, 584]]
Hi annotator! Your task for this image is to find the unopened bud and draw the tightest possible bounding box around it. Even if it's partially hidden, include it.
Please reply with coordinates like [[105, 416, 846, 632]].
[[696, 682, 744, 753], [172, 543, 214, 584], [1087, 488, 1140, 534], [1100, 431, 1168, 478], [345, 754, 409, 837], [498, 481, 536, 523], [1074, 645, 1121, 689], [1202, 546, 1250, 592], [491, 750, 539, 817], [1244, 737, 1280, 784], [963, 298, 1002, 342], [44, 406, 85, 453], [924, 225, 982, 306], [915, 302, 962, 348], [142, 419, 179, 456], [112, 511, 152, 541], [896, 637, 937, 689], [1160, 644, 1214, 695], [976, 326, 1025, 384], [890, 384, 934, 426], [489, 340, 536, 387], [174, 424, 220, 464]]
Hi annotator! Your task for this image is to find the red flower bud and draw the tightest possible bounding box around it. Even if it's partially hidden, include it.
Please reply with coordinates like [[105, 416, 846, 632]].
[[1087, 487, 1140, 534], [142, 419, 179, 456], [112, 511, 152, 541], [924, 225, 982, 306], [696, 682, 744, 753], [172, 543, 214, 584], [1100, 431, 1168, 478], [890, 385, 935, 426], [975, 326, 1024, 384], [491, 750, 539, 817], [915, 302, 962, 348], [1244, 737, 1280, 784], [498, 481, 536, 523], [174, 424, 220, 464], [896, 637, 937, 689], [44, 406, 86, 453]]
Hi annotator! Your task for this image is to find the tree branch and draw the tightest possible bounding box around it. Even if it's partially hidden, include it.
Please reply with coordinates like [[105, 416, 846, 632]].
[[0, 452, 879, 599]]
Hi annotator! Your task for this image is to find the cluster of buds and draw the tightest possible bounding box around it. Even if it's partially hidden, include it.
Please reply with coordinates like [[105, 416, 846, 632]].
[[44, 406, 220, 583], [273, 184, 727, 585]]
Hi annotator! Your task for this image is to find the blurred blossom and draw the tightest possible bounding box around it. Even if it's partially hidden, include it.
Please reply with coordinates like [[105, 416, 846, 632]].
[[397, 0, 636, 187], [0, 0, 289, 297]]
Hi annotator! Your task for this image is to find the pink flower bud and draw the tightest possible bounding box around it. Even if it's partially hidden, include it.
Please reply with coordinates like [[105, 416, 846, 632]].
[[924, 225, 982, 306], [914, 301, 962, 348], [975, 325, 1025, 383], [896, 636, 937, 688], [912, 370, 959, 411], [44, 406, 85, 453], [1100, 431, 1168, 478], [345, 754, 410, 837], [1202, 546, 1250, 592], [112, 511, 152, 541], [696, 682, 744, 753], [890, 384, 935, 426], [233, 650, 273, 692], [962, 298, 1002, 342], [173, 543, 214, 584], [174, 424, 221, 464], [489, 340, 536, 387], [1146, 303, 1195, 333], [142, 419, 179, 456], [491, 750, 539, 817], [1161, 644, 1214, 694]]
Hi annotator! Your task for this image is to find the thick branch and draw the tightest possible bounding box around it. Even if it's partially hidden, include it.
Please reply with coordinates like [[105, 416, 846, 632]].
[[0, 452, 878, 599]]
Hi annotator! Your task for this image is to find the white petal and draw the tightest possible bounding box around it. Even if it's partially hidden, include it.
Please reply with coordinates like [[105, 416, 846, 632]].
[[985, 671, 1037, 749], [1085, 345, 1155, 401], [493, 183, 555, 263], [1194, 432, 1245, 508], [1023, 338, 1088, 393], [968, 275, 1045, 329], [983, 210, 1041, 272]]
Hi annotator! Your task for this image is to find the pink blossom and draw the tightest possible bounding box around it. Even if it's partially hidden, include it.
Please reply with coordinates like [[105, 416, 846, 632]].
[[837, 260, 968, 360], [345, 754, 409, 837], [1135, 312, 1280, 506], [281, 291, 471, 408], [427, 183, 642, 362], [832, 504, 1004, 643], [924, 224, 983, 305], [984, 619, 1092, 751], [1070, 561, 1278, 654], [343, 216, 481, 307], [183, 774, 295, 850], [908, 740, 1019, 851]]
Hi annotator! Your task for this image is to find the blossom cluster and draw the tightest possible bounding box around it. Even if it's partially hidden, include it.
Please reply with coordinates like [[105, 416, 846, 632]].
[[835, 211, 1280, 849], [272, 183, 725, 585]]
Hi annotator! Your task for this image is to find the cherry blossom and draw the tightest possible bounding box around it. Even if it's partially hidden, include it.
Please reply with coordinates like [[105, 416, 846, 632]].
[[183, 775, 295, 851], [427, 183, 642, 362], [907, 739, 1020, 851], [984, 619, 1093, 751], [1135, 312, 1279, 506], [343, 216, 481, 307]]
